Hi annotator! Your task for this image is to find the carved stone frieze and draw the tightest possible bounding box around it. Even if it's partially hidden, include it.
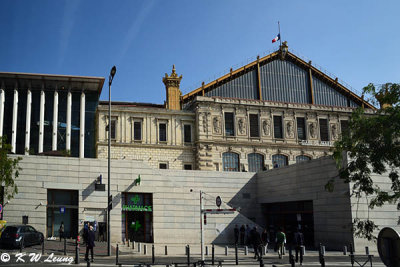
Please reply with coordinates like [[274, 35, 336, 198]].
[[262, 119, 271, 136]]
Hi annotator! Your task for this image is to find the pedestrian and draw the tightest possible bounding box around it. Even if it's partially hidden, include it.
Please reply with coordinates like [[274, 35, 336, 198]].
[[245, 224, 251, 245], [239, 225, 245, 245], [276, 227, 286, 259], [251, 226, 262, 260], [273, 161, 279, 169], [261, 228, 269, 251], [234, 225, 239, 245], [59, 222, 64, 242], [85, 225, 95, 262], [294, 228, 305, 264]]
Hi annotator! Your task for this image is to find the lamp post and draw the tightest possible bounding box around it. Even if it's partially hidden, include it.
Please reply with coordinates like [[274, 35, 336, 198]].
[[107, 66, 116, 256]]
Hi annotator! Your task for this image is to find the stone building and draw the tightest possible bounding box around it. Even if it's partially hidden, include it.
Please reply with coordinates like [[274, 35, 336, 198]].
[[96, 43, 375, 171]]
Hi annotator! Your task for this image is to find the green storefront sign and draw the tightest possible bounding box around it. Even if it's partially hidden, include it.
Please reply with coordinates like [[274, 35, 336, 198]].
[[122, 205, 152, 212]]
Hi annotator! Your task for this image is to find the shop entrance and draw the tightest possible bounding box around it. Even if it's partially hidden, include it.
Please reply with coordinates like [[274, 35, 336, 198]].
[[122, 193, 153, 243], [46, 189, 78, 238]]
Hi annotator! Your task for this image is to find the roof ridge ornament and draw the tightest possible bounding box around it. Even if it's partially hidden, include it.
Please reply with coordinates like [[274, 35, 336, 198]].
[[279, 41, 288, 60]]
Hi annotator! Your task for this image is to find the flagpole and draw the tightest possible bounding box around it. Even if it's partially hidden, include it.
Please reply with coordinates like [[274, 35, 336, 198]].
[[278, 21, 282, 46]]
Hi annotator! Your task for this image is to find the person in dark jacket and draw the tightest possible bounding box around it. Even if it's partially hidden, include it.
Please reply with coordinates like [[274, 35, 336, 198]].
[[239, 225, 245, 245], [261, 228, 269, 251], [83, 223, 89, 244], [294, 228, 305, 263], [251, 226, 262, 259], [85, 225, 95, 262], [233, 225, 239, 245]]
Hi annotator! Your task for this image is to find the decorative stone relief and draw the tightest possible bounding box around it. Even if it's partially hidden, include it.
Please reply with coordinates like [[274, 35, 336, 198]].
[[331, 123, 338, 140], [262, 119, 271, 136], [238, 117, 246, 135], [309, 122, 317, 139], [202, 113, 207, 133], [212, 116, 221, 134], [286, 121, 294, 138]]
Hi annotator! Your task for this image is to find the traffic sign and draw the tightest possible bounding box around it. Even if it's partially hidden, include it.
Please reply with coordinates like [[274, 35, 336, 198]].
[[60, 206, 65, 214]]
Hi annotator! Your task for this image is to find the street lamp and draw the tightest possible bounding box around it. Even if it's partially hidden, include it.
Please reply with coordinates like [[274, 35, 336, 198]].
[[107, 65, 116, 256]]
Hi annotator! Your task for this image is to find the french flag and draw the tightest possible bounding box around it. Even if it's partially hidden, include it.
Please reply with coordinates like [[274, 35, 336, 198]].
[[272, 33, 280, 43]]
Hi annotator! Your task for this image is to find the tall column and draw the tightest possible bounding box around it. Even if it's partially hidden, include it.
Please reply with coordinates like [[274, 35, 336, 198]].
[[66, 90, 72, 152], [11, 85, 18, 153], [79, 91, 85, 158], [38, 89, 45, 153], [0, 83, 5, 138], [52, 90, 58, 151], [25, 88, 32, 155]]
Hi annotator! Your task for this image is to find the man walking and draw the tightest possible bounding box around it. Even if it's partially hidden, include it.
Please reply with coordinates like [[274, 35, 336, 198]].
[[276, 227, 286, 259], [85, 225, 95, 262], [251, 226, 262, 260], [294, 228, 305, 264]]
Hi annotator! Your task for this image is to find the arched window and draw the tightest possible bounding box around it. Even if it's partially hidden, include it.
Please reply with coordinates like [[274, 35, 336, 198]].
[[272, 154, 288, 168], [248, 153, 264, 172], [223, 152, 240, 172], [296, 155, 311, 163]]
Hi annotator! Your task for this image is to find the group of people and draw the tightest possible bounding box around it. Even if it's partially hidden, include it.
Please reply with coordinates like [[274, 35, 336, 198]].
[[233, 224, 305, 262]]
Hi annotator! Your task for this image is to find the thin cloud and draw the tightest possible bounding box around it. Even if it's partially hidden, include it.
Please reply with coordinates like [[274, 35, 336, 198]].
[[58, 0, 80, 69], [115, 0, 155, 65]]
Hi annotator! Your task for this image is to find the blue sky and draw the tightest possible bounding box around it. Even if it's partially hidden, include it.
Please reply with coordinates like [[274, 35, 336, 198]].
[[1, 0, 399, 104]]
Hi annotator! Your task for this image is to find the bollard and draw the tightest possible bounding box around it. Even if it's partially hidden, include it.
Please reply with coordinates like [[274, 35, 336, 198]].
[[187, 245, 190, 267], [212, 244, 215, 265], [133, 241, 135, 249], [75, 239, 80, 264], [349, 243, 354, 255], [225, 246, 228, 256], [365, 246, 369, 255], [343, 245, 347, 255], [42, 239, 45, 255], [138, 242, 142, 253], [152, 244, 155, 264], [165, 245, 168, 255], [245, 246, 248, 255], [235, 243, 238, 265], [127, 239, 130, 248], [144, 244, 147, 255], [289, 246, 295, 267], [20, 238, 24, 253], [319, 243, 325, 267], [301, 245, 305, 256], [205, 246, 208, 256], [116, 244, 119, 265], [259, 257, 264, 267], [64, 238, 67, 256]]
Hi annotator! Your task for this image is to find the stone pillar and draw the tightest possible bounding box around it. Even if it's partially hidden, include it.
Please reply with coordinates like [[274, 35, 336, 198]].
[[11, 86, 18, 153], [79, 91, 85, 158], [66, 90, 72, 152], [25, 88, 32, 155], [38, 89, 45, 153], [163, 65, 182, 110], [52, 90, 58, 151]]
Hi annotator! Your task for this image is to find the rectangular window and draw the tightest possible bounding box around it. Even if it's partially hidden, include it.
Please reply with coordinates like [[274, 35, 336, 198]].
[[225, 112, 235, 136], [184, 124, 192, 143], [340, 120, 349, 136], [319, 119, 329, 141], [159, 163, 168, 169], [110, 118, 117, 140], [159, 123, 167, 142], [133, 121, 142, 141], [297, 117, 306, 140], [273, 116, 283, 139], [183, 164, 192, 170], [249, 114, 259, 137]]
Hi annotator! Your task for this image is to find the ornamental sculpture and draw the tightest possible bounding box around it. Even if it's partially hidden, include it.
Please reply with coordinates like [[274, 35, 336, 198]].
[[331, 123, 338, 140], [286, 121, 294, 138], [213, 116, 221, 134], [309, 122, 316, 138], [262, 119, 271, 136], [238, 118, 245, 134]]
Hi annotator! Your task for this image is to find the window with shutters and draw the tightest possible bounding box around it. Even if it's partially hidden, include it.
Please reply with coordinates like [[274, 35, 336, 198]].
[[248, 153, 264, 172], [222, 152, 240, 172], [297, 117, 306, 140], [184, 124, 192, 143], [249, 114, 260, 137], [340, 120, 349, 137], [319, 119, 329, 141], [159, 123, 167, 142], [133, 121, 142, 141], [273, 116, 283, 139], [225, 112, 235, 136]]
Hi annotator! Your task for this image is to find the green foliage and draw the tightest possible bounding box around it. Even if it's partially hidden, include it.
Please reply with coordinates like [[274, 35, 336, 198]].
[[0, 136, 22, 201], [332, 83, 400, 240]]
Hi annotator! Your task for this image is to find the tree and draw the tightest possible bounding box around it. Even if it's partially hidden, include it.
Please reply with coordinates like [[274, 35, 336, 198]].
[[0, 136, 22, 201], [330, 83, 400, 241]]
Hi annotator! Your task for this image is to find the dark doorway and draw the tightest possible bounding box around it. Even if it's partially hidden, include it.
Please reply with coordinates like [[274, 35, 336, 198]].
[[262, 200, 314, 248]]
